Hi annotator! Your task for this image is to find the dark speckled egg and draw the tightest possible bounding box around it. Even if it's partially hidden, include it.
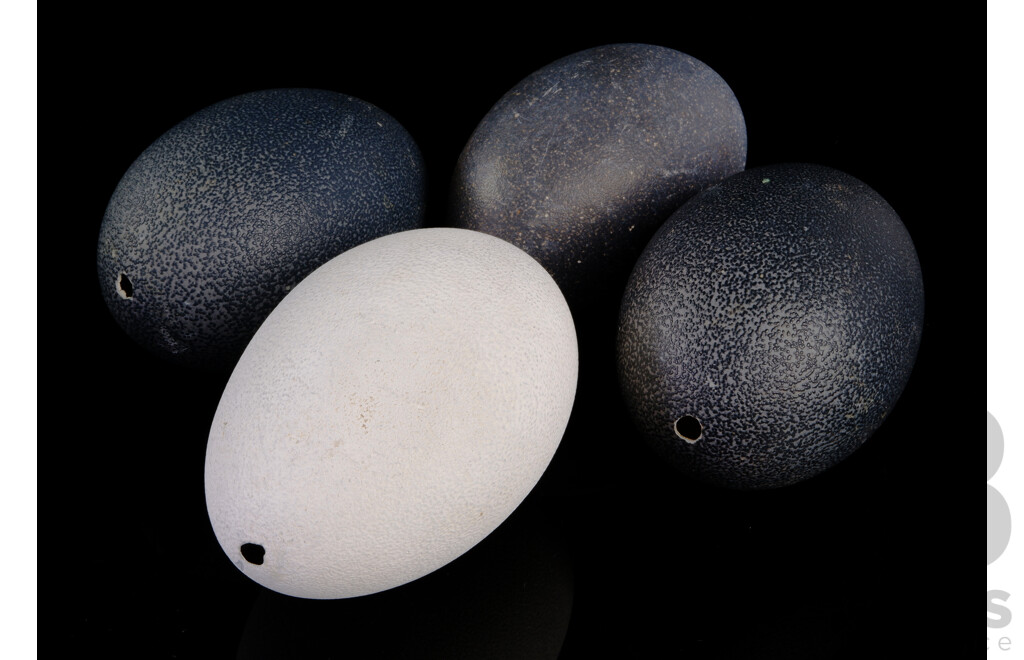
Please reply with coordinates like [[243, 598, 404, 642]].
[[617, 163, 924, 489], [449, 43, 746, 304], [97, 88, 426, 369]]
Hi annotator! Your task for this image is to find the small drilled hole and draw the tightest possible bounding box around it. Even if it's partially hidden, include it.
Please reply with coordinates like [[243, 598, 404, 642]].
[[117, 272, 133, 299], [241, 543, 265, 565], [674, 415, 703, 443]]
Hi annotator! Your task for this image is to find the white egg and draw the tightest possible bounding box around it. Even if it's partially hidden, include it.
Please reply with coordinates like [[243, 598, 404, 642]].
[[204, 227, 578, 599]]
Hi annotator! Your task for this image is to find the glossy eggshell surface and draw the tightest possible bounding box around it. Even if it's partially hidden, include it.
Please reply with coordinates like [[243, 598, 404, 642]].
[[97, 88, 426, 369], [204, 227, 578, 599], [617, 163, 924, 489], [450, 43, 747, 302]]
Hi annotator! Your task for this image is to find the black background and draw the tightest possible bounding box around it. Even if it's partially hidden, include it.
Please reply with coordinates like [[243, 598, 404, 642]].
[[54, 7, 979, 658]]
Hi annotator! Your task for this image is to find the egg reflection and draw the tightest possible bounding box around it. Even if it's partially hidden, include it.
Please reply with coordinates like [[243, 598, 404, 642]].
[[234, 502, 572, 659]]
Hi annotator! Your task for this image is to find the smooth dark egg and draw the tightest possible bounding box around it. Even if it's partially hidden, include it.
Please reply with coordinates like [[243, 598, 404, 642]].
[[449, 43, 747, 305], [97, 88, 426, 369], [617, 163, 924, 489]]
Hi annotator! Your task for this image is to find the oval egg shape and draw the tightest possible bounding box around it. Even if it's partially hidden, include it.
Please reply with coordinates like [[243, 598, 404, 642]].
[[204, 227, 578, 599], [97, 88, 426, 369], [450, 43, 747, 303], [617, 163, 924, 489]]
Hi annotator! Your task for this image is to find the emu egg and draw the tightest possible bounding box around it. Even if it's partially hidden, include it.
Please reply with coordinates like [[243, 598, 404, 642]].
[[617, 163, 924, 489], [449, 43, 746, 303], [204, 228, 578, 599], [97, 88, 426, 369]]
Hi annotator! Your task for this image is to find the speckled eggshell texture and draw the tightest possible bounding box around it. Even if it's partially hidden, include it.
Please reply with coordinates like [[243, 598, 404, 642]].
[[617, 163, 924, 489], [204, 227, 578, 599], [97, 88, 426, 369], [449, 43, 747, 302]]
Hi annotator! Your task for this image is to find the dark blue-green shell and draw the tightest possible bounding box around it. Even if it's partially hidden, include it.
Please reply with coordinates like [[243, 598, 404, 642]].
[[449, 43, 746, 304], [616, 163, 924, 489], [97, 88, 425, 369]]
